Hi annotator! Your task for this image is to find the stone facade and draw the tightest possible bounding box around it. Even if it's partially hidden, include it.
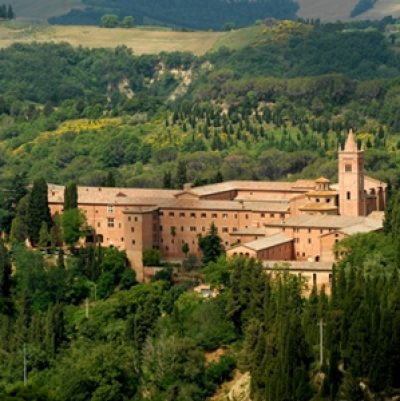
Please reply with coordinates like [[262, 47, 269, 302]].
[[48, 132, 387, 284]]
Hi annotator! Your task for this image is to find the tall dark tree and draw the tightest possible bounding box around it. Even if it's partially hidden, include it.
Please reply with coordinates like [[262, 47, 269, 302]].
[[63, 182, 78, 210], [199, 223, 224, 264], [27, 178, 52, 245], [175, 160, 187, 189], [0, 239, 11, 299]]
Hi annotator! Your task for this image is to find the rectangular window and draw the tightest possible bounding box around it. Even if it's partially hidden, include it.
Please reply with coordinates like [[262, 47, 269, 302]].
[[179, 212, 185, 217], [169, 212, 175, 217], [159, 211, 164, 216], [190, 226, 196, 232], [97, 222, 101, 228], [134, 217, 138, 222], [131, 227, 134, 233], [190, 212, 196, 218], [107, 204, 114, 213], [222, 227, 229, 233], [132, 239, 135, 245], [345, 164, 352, 172], [313, 273, 317, 285], [107, 218, 114, 228], [270, 213, 275, 218], [347, 191, 351, 200], [128, 217, 131, 222], [211, 213, 218, 218], [201, 213, 206, 218], [222, 213, 228, 219], [261, 213, 265, 218]]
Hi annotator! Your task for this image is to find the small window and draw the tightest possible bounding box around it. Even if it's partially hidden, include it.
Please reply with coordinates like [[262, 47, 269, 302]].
[[159, 211, 164, 216], [308, 228, 311, 233], [245, 214, 249, 219], [134, 217, 138, 222], [131, 227, 134, 233], [107, 218, 115, 228], [222, 213, 228, 219], [181, 226, 184, 232], [345, 164, 352, 172], [308, 238, 312, 244], [128, 217, 131, 222], [261, 213, 265, 218], [347, 191, 351, 200], [159, 225, 163, 231], [179, 212, 185, 217], [211, 213, 218, 218], [270, 213, 275, 218], [121, 237, 124, 242], [222, 227, 229, 233], [169, 212, 175, 217], [190, 226, 196, 232], [313, 273, 317, 285], [201, 213, 207, 218], [107, 204, 114, 213], [97, 222, 101, 228], [190, 212, 196, 218], [132, 239, 135, 245]]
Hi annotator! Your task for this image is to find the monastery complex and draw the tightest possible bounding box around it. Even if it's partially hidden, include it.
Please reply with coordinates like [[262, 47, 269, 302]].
[[48, 131, 387, 286]]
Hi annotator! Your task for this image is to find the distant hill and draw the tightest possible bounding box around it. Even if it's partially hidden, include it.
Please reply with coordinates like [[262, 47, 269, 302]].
[[9, 0, 400, 27], [48, 0, 299, 30]]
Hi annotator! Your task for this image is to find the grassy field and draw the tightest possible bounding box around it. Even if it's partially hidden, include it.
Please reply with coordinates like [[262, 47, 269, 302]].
[[0, 23, 223, 55]]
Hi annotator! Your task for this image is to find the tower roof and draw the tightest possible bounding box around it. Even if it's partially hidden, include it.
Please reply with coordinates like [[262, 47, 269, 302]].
[[344, 129, 358, 152], [315, 177, 330, 184]]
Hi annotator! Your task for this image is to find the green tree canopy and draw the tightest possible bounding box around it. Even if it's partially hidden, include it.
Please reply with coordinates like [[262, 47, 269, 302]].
[[199, 223, 224, 264]]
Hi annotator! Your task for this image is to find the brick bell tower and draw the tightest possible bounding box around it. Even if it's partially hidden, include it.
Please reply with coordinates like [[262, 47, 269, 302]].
[[338, 129, 366, 216]]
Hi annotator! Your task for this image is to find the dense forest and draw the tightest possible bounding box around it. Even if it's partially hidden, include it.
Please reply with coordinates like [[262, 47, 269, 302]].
[[1, 18, 400, 400], [1, 185, 400, 400], [49, 0, 299, 30]]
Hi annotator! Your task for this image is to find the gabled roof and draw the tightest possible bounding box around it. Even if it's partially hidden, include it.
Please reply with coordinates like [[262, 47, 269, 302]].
[[231, 233, 293, 252], [48, 184, 179, 205], [266, 214, 381, 229], [174, 179, 316, 198]]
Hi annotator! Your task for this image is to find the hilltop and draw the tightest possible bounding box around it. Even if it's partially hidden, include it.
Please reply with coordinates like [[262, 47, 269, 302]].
[[8, 0, 400, 28]]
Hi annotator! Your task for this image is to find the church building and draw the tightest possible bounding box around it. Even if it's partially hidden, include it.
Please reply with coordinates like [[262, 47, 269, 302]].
[[48, 131, 387, 285]]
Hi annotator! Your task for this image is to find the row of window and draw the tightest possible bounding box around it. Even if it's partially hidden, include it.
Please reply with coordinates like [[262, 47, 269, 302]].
[[160, 225, 234, 233], [159, 211, 286, 219], [294, 238, 313, 244]]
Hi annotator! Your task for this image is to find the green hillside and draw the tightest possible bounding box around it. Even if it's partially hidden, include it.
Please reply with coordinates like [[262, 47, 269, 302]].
[[10, 0, 83, 20], [1, 17, 400, 401]]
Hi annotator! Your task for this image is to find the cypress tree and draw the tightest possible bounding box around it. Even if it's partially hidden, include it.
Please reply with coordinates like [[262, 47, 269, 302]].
[[198, 223, 224, 264], [6, 4, 14, 19], [175, 160, 187, 189], [27, 178, 52, 245], [0, 239, 11, 299], [63, 182, 78, 210]]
